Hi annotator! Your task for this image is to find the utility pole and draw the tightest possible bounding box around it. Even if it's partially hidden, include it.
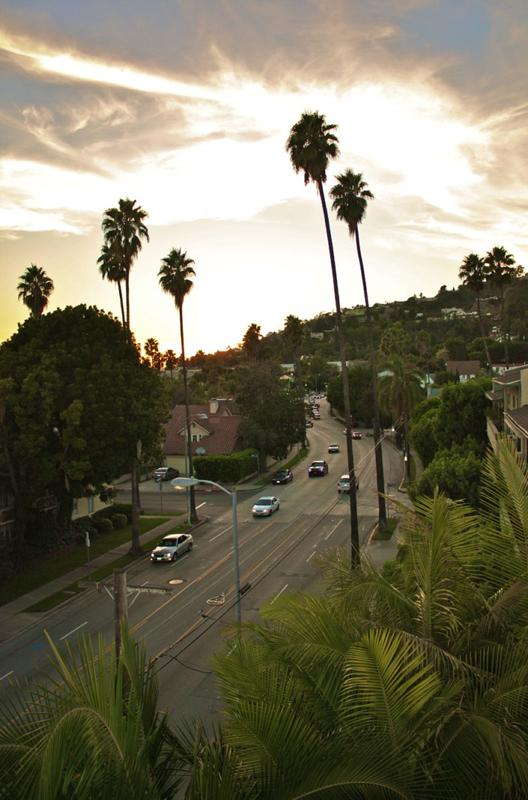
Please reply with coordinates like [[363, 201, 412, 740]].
[[114, 568, 128, 658]]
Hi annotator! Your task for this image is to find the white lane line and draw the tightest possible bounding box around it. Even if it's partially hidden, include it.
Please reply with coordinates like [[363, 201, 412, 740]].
[[196, 502, 207, 510], [129, 580, 149, 609], [271, 583, 289, 604], [0, 670, 14, 681], [324, 520, 342, 541], [306, 551, 316, 562], [209, 524, 233, 542], [104, 585, 114, 600], [60, 621, 88, 641]]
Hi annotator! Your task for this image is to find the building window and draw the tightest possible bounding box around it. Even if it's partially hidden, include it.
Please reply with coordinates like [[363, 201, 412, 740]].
[[88, 495, 94, 514], [192, 434, 198, 442]]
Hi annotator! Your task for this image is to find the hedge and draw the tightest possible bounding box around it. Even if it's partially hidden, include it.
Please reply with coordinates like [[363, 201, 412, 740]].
[[194, 449, 258, 483]]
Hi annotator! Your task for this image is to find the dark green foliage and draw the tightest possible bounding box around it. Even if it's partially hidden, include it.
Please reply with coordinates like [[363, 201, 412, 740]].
[[434, 378, 490, 452], [94, 516, 114, 534], [236, 365, 305, 461], [194, 449, 258, 483], [111, 503, 132, 522], [326, 365, 385, 425], [110, 513, 127, 529], [411, 443, 482, 506], [409, 404, 439, 466], [0, 305, 168, 552]]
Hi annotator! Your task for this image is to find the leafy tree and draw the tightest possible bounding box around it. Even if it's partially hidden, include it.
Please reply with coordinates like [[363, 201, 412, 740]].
[[326, 365, 374, 425], [101, 198, 149, 330], [287, 111, 360, 565], [303, 354, 338, 392], [16, 264, 54, 317], [411, 443, 482, 505], [0, 306, 167, 556], [240, 323, 262, 361], [485, 246, 523, 365], [158, 248, 197, 522], [330, 169, 387, 530], [236, 365, 305, 467], [379, 322, 411, 358], [434, 379, 489, 452], [458, 252, 492, 369], [409, 403, 439, 466]]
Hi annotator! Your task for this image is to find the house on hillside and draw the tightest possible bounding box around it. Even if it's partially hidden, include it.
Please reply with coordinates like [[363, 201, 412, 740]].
[[446, 360, 481, 382], [487, 364, 528, 460], [163, 398, 242, 472]]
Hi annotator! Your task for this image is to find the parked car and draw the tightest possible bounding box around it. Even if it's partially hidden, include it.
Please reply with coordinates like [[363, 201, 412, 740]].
[[305, 419, 314, 428], [252, 496, 280, 516], [308, 460, 329, 477], [271, 469, 293, 485], [150, 533, 193, 562], [153, 466, 180, 482], [312, 411, 321, 420], [328, 443, 340, 453]]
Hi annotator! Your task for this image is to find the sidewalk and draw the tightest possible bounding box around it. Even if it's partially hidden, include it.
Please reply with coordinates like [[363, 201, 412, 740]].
[[0, 516, 208, 643]]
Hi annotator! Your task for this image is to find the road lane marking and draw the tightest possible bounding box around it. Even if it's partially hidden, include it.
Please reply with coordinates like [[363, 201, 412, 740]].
[[271, 584, 289, 604], [60, 621, 87, 640], [196, 502, 207, 510], [209, 523, 233, 542], [0, 670, 14, 681], [306, 551, 316, 562], [129, 580, 149, 609], [324, 520, 342, 540]]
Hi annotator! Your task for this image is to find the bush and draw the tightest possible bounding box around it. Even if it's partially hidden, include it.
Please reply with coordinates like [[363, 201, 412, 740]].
[[94, 517, 114, 534], [112, 503, 132, 522], [194, 449, 258, 483], [410, 443, 482, 507], [110, 513, 127, 530]]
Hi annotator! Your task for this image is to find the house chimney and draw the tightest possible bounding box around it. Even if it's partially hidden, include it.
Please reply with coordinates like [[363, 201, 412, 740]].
[[209, 398, 219, 415]]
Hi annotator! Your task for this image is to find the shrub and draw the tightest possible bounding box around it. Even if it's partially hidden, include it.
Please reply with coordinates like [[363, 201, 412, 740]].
[[112, 503, 132, 522], [110, 513, 127, 530], [94, 517, 114, 534], [194, 449, 258, 483]]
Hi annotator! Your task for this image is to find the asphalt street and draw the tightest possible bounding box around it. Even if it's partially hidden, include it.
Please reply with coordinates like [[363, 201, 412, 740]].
[[0, 400, 404, 725]]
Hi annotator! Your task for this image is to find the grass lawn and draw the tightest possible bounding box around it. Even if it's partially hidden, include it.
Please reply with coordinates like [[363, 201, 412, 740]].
[[0, 516, 172, 608], [23, 519, 189, 613]]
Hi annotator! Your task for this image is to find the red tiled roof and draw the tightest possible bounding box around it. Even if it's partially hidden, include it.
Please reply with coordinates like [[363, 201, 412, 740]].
[[163, 404, 242, 456]]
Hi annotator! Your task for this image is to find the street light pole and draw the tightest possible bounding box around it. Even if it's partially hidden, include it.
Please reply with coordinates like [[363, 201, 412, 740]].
[[171, 476, 242, 622]]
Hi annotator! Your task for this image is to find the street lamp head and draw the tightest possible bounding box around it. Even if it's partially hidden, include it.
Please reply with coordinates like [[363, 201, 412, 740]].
[[171, 476, 200, 489]]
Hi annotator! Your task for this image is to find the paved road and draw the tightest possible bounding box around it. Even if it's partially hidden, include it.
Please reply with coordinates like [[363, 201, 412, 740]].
[[0, 400, 403, 723]]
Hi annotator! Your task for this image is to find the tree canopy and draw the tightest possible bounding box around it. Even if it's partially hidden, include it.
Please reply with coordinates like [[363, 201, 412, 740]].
[[0, 305, 168, 548]]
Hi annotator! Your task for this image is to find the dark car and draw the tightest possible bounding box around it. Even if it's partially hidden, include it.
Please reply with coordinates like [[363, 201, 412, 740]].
[[308, 460, 329, 477], [153, 466, 180, 482], [271, 469, 293, 485]]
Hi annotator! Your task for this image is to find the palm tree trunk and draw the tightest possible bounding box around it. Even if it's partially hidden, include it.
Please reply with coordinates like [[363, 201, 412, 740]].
[[354, 225, 387, 532], [476, 292, 492, 372], [125, 270, 131, 331], [500, 286, 509, 367], [117, 281, 126, 327], [317, 180, 360, 566], [122, 280, 141, 554], [179, 307, 197, 524]]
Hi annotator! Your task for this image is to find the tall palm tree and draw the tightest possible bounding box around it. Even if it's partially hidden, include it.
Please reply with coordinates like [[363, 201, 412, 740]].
[[330, 169, 387, 532], [97, 241, 126, 326], [287, 111, 360, 566], [158, 248, 198, 523], [458, 253, 492, 371], [101, 199, 149, 554], [378, 356, 423, 481], [164, 349, 177, 378], [16, 264, 54, 317], [101, 198, 149, 330], [484, 246, 523, 366]]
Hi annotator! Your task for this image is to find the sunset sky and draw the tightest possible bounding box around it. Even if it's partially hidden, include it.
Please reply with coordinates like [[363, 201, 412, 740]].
[[1, 0, 527, 356]]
